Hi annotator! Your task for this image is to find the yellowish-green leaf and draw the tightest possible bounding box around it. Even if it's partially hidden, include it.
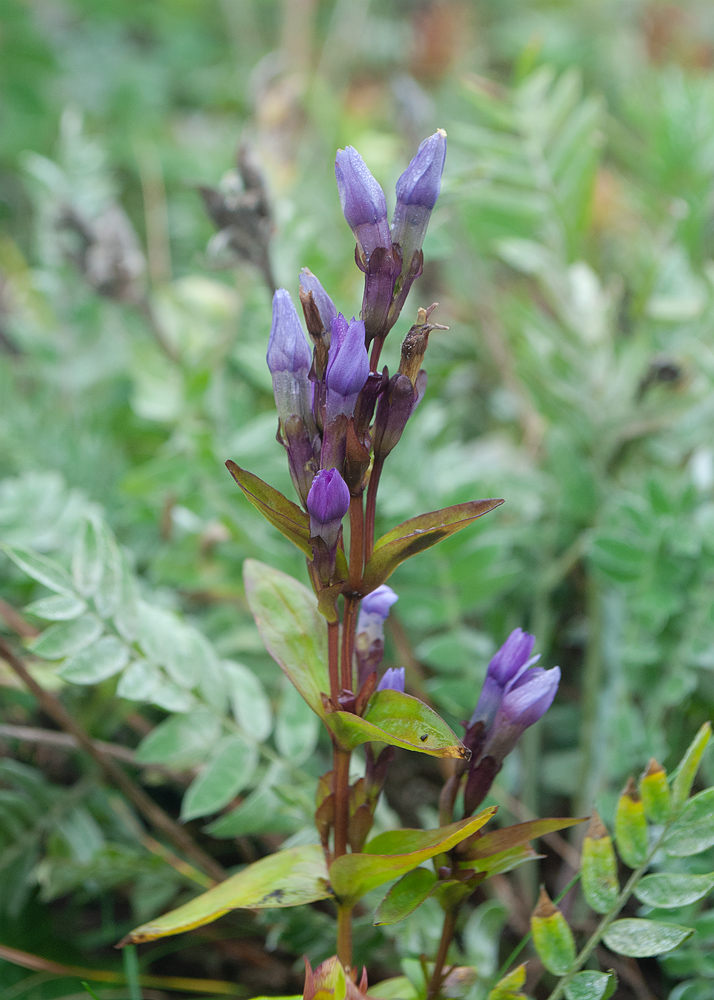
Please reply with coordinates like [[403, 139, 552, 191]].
[[124, 845, 331, 942], [663, 787, 714, 857], [326, 690, 468, 758], [487, 964, 526, 1000], [374, 867, 437, 925], [672, 723, 711, 810], [330, 809, 496, 903], [530, 888, 575, 976]]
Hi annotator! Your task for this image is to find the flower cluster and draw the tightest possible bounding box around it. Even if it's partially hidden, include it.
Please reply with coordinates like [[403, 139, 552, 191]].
[[462, 628, 561, 815], [266, 132, 447, 593]]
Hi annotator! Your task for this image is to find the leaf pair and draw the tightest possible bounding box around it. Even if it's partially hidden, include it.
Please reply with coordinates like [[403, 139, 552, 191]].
[[228, 461, 503, 594], [123, 810, 497, 943]]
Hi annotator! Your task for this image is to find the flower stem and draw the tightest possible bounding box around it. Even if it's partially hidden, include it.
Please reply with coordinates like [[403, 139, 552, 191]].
[[348, 493, 365, 591], [328, 620, 340, 705], [333, 746, 351, 858], [426, 908, 457, 1000], [337, 901, 354, 970], [364, 455, 384, 562], [341, 596, 358, 691]]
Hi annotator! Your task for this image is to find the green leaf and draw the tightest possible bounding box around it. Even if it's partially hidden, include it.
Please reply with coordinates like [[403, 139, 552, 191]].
[[206, 778, 296, 838], [326, 689, 468, 758], [29, 615, 103, 660], [125, 844, 331, 942], [25, 594, 88, 621], [374, 867, 437, 925], [367, 976, 418, 1000], [487, 964, 526, 1000], [531, 889, 575, 975], [226, 461, 312, 557], [72, 516, 103, 597], [463, 844, 543, 878], [580, 813, 619, 914], [243, 560, 328, 717], [614, 781, 648, 868], [3, 544, 75, 595], [634, 872, 714, 909], [224, 660, 273, 742], [603, 918, 693, 957], [135, 709, 221, 768], [564, 970, 617, 1000], [181, 736, 258, 821], [458, 817, 584, 860], [672, 723, 711, 810], [58, 635, 130, 684], [330, 809, 496, 903], [361, 499, 504, 591], [663, 787, 714, 857], [275, 681, 319, 764]]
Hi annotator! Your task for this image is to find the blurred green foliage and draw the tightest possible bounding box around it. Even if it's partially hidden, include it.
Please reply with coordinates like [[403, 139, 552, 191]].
[[2, 0, 714, 997]]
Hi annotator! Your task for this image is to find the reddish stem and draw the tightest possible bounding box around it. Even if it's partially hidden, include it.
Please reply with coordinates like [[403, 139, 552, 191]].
[[328, 621, 340, 706], [369, 334, 385, 371], [333, 746, 351, 858], [341, 596, 358, 692], [364, 455, 384, 563], [348, 494, 365, 591]]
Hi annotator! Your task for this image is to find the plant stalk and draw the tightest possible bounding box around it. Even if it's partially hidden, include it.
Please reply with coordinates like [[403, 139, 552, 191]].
[[333, 747, 351, 858], [328, 620, 340, 705], [341, 596, 358, 691], [337, 902, 354, 970], [348, 493, 365, 590], [426, 908, 457, 1000], [364, 455, 384, 562]]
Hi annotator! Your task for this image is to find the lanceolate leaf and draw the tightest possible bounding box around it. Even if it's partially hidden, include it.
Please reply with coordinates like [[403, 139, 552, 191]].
[[671, 722, 711, 810], [459, 844, 543, 878], [3, 544, 75, 596], [226, 461, 312, 557], [325, 689, 468, 758], [329, 809, 496, 902], [243, 560, 329, 717], [124, 845, 331, 943], [457, 817, 584, 860], [603, 918, 693, 957], [361, 499, 504, 591]]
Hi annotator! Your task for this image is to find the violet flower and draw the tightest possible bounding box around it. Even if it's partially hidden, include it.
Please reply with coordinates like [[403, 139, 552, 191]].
[[267, 289, 319, 505], [391, 129, 447, 277], [325, 314, 370, 417], [335, 147, 391, 262], [378, 667, 405, 693], [306, 468, 350, 551], [462, 629, 560, 816], [356, 584, 398, 688], [299, 268, 337, 345]]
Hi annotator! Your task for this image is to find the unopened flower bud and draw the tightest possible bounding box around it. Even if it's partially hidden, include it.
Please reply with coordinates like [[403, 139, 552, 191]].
[[391, 129, 447, 276], [378, 667, 405, 693], [372, 373, 419, 460], [307, 468, 350, 551], [469, 629, 537, 734], [482, 665, 561, 766], [335, 147, 391, 262], [299, 268, 337, 339], [356, 585, 398, 687], [267, 289, 313, 424]]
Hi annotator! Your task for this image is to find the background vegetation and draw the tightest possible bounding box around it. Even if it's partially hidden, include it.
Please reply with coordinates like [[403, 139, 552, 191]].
[[1, 1, 714, 997]]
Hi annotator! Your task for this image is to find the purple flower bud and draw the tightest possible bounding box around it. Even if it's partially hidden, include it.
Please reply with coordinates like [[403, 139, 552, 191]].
[[372, 373, 417, 459], [299, 268, 337, 342], [335, 147, 391, 261], [361, 584, 399, 621], [482, 666, 561, 765], [267, 289, 314, 425], [469, 628, 537, 731], [356, 585, 398, 688], [391, 130, 446, 276], [325, 314, 370, 419], [378, 667, 405, 693], [306, 468, 350, 550]]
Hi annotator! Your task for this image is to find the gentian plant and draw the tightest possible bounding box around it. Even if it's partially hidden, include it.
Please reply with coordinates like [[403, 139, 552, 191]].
[[120, 133, 713, 1000]]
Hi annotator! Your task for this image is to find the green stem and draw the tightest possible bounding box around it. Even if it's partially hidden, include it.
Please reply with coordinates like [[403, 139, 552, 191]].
[[122, 944, 143, 1000], [546, 823, 672, 1000]]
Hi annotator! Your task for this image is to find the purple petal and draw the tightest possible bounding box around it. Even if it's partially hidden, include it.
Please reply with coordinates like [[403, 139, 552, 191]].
[[267, 289, 312, 375], [378, 667, 405, 693]]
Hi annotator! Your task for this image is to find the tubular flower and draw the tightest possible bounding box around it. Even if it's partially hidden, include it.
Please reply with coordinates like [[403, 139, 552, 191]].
[[335, 147, 391, 262]]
